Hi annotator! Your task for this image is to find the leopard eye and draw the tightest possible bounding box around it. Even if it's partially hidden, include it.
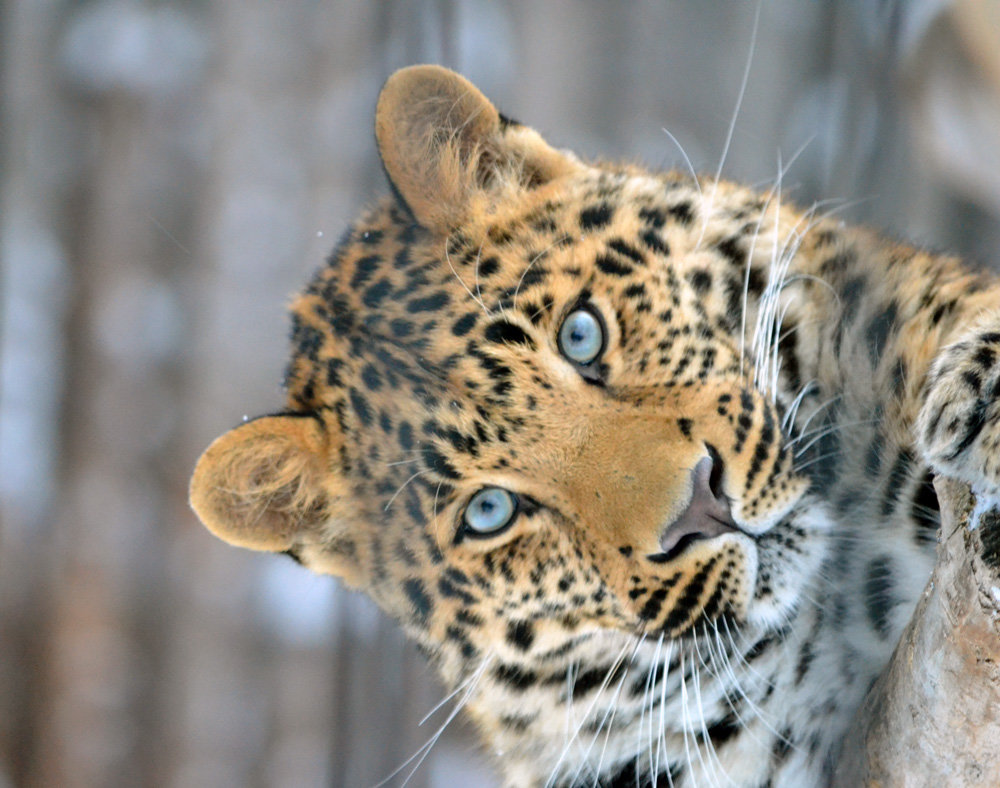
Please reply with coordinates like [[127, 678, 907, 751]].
[[558, 307, 604, 365], [463, 487, 518, 537]]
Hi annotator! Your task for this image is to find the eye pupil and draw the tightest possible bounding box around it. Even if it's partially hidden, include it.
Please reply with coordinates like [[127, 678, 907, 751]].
[[558, 307, 604, 365], [463, 487, 517, 536]]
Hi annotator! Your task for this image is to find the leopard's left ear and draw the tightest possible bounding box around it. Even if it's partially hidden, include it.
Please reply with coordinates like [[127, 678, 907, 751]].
[[375, 65, 580, 232], [189, 412, 364, 585]]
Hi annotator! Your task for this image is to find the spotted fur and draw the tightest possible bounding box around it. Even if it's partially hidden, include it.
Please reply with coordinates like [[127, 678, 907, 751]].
[[190, 66, 1000, 787]]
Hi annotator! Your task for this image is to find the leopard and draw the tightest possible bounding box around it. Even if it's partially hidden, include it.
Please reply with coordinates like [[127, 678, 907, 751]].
[[189, 65, 1000, 787]]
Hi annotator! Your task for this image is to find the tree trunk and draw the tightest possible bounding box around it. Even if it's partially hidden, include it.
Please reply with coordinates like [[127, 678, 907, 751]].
[[834, 477, 1000, 786]]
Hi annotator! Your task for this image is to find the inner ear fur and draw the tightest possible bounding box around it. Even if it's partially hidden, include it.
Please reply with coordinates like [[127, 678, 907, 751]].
[[375, 64, 579, 231], [189, 413, 343, 555]]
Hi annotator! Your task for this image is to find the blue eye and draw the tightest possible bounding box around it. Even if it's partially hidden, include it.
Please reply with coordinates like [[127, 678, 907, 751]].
[[463, 487, 518, 536], [558, 307, 604, 365]]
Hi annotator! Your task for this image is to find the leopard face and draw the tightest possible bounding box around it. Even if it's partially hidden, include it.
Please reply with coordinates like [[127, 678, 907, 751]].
[[190, 66, 818, 675]]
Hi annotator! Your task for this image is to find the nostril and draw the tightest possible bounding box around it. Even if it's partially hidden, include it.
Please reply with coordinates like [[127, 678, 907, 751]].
[[705, 443, 726, 503], [651, 445, 737, 562]]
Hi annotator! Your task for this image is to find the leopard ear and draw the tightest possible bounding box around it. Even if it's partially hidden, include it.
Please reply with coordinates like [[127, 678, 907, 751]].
[[189, 413, 361, 582], [375, 64, 579, 232]]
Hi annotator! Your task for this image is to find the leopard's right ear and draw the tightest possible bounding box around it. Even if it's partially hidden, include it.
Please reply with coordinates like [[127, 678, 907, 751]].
[[375, 65, 579, 232], [189, 413, 362, 584]]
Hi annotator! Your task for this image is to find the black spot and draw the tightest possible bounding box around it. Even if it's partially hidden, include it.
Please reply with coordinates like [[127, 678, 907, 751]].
[[363, 277, 393, 308], [360, 364, 383, 391], [360, 229, 383, 245], [640, 228, 670, 255], [638, 206, 666, 228], [701, 713, 741, 746], [743, 633, 778, 662], [715, 237, 744, 267], [293, 320, 324, 360], [973, 344, 995, 370], [451, 312, 478, 337], [580, 203, 614, 230], [478, 256, 501, 278], [866, 301, 898, 365], [678, 418, 693, 438], [445, 624, 478, 659], [506, 620, 535, 651], [638, 587, 669, 621], [493, 662, 537, 691], [326, 358, 345, 387], [390, 318, 414, 338], [864, 438, 883, 476], [595, 254, 633, 277], [688, 270, 712, 293], [840, 277, 865, 325], [398, 421, 414, 451], [864, 557, 894, 638], [794, 640, 814, 686], [571, 663, 624, 699], [349, 388, 373, 427], [484, 319, 535, 348], [403, 578, 433, 625], [498, 713, 535, 733], [948, 392, 993, 461], [350, 254, 380, 289], [407, 292, 450, 313], [438, 575, 476, 605], [518, 266, 548, 289], [623, 282, 647, 300], [881, 449, 914, 517], [911, 470, 940, 545], [423, 444, 461, 479], [607, 238, 644, 263], [668, 201, 694, 225]]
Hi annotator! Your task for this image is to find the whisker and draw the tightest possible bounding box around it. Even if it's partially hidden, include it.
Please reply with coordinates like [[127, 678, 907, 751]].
[[700, 0, 762, 248], [384, 469, 430, 511], [444, 237, 491, 315], [661, 127, 704, 202], [546, 638, 637, 787], [375, 654, 493, 787]]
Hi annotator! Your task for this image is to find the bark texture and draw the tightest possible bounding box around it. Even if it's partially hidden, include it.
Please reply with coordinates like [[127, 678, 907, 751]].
[[835, 478, 1000, 786]]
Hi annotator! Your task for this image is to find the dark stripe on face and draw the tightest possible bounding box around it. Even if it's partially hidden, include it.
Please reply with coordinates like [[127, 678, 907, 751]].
[[493, 662, 538, 691], [596, 254, 633, 277], [864, 557, 894, 638], [422, 444, 461, 479], [407, 292, 450, 312], [403, 578, 433, 625], [484, 319, 536, 348], [607, 238, 645, 263]]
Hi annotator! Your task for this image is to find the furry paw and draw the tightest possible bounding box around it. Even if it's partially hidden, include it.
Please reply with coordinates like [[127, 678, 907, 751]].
[[917, 324, 1000, 495]]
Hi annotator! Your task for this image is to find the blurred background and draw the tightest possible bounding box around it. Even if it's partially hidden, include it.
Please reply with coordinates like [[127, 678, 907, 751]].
[[3, 1, 1000, 786]]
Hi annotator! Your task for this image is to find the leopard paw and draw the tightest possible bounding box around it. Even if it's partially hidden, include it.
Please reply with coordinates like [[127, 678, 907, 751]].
[[917, 323, 1000, 495]]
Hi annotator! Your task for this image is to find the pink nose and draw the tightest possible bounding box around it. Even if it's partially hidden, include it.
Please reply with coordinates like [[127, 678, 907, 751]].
[[651, 446, 737, 562]]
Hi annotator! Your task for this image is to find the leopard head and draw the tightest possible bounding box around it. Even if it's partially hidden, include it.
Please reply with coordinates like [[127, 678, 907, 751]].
[[190, 66, 814, 670]]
